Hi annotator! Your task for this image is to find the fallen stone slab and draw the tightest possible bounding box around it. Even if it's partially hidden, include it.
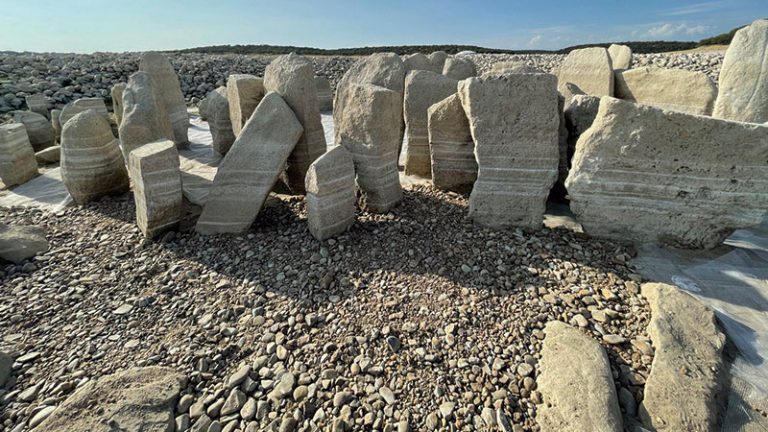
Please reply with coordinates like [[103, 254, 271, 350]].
[[315, 76, 333, 112], [607, 44, 632, 70], [35, 145, 60, 165], [459, 73, 560, 229], [558, 47, 614, 97], [403, 53, 431, 72], [428, 93, 476, 192], [206, 87, 236, 156], [25, 94, 49, 119], [537, 321, 623, 432], [112, 82, 126, 126], [119, 71, 175, 159], [442, 57, 476, 80], [13, 110, 55, 151], [32, 366, 184, 432], [59, 97, 109, 127], [566, 97, 768, 248], [0, 223, 48, 264], [139, 52, 189, 145], [305, 146, 356, 240], [614, 67, 717, 115], [428, 51, 448, 74], [129, 140, 182, 238], [639, 283, 726, 431], [0, 123, 39, 187], [196, 92, 303, 234], [227, 74, 265, 137]]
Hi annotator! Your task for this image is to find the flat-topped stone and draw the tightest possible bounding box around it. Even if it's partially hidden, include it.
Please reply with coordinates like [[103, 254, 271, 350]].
[[442, 57, 476, 80], [558, 47, 614, 97], [227, 74, 265, 137], [60, 98, 109, 127], [25, 94, 49, 119], [111, 83, 126, 126], [206, 87, 236, 155], [305, 146, 356, 240], [119, 71, 175, 160], [129, 140, 182, 238], [13, 111, 55, 151], [315, 76, 333, 112], [428, 93, 476, 193], [614, 67, 717, 115], [139, 52, 189, 145], [0, 124, 38, 187], [607, 44, 632, 70]]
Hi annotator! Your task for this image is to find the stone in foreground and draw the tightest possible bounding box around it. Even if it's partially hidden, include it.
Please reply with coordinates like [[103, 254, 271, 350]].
[[206, 87, 236, 155], [13, 111, 55, 151], [25, 94, 49, 119], [403, 70, 458, 177], [305, 146, 356, 240], [639, 283, 726, 431], [112, 82, 126, 126], [537, 321, 623, 432], [459, 74, 559, 229], [33, 366, 183, 432], [315, 76, 333, 111], [607, 44, 632, 70], [558, 47, 614, 97], [60, 110, 129, 205], [129, 141, 182, 238], [60, 98, 109, 127], [428, 94, 476, 192], [442, 57, 477, 80], [0, 123, 39, 187], [227, 74, 265, 136], [614, 67, 717, 115], [139, 52, 189, 145], [566, 97, 768, 248], [0, 223, 48, 264], [119, 71, 175, 159], [196, 92, 303, 234]]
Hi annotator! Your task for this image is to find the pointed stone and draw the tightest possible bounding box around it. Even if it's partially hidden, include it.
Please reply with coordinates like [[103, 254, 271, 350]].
[[139, 52, 189, 145], [111, 83, 126, 126], [119, 71, 175, 160], [315, 76, 333, 112], [128, 140, 182, 238], [558, 47, 614, 97], [0, 124, 38, 187], [305, 146, 356, 240], [227, 74, 265, 136], [60, 98, 109, 128], [614, 67, 717, 115], [206, 87, 236, 155], [428, 94, 476, 192], [13, 111, 55, 151]]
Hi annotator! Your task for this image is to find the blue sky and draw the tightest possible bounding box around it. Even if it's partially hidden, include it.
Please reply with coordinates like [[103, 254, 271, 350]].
[[1, 0, 764, 53]]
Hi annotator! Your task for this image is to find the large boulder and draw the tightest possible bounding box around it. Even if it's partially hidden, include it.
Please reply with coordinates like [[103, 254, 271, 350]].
[[0, 123, 39, 187], [428, 51, 448, 74], [459, 73, 559, 229], [119, 71, 175, 159], [139, 52, 189, 145], [403, 53, 431, 73], [305, 146, 356, 240], [227, 74, 265, 137], [111, 83, 126, 126], [713, 19, 768, 123], [558, 47, 614, 97], [315, 76, 333, 112], [0, 223, 48, 264], [33, 366, 183, 432], [607, 44, 632, 70], [128, 141, 182, 238], [614, 67, 717, 115], [442, 57, 476, 80], [206, 87, 236, 155], [566, 97, 768, 248], [60, 98, 109, 128], [428, 94, 477, 193], [13, 111, 55, 151], [25, 94, 49, 119]]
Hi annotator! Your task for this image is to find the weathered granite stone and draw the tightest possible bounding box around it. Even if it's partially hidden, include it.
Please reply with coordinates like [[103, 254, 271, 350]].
[[403, 53, 431, 72], [607, 44, 632, 70], [0, 223, 48, 264], [315, 76, 333, 112], [615, 67, 717, 115], [35, 145, 61, 165], [0, 124, 38, 187], [227, 74, 265, 136], [428, 51, 448, 74], [206, 87, 236, 155], [119, 71, 175, 159], [60, 110, 129, 205], [428, 94, 476, 192], [196, 92, 303, 234], [558, 47, 614, 96], [305, 146, 356, 240], [537, 321, 623, 432], [60, 98, 109, 127], [111, 83, 126, 126], [713, 19, 768, 123], [264, 53, 326, 193], [13, 111, 55, 151], [442, 57, 476, 80], [51, 109, 62, 142], [403, 70, 458, 177], [128, 141, 182, 238], [566, 97, 768, 248], [25, 94, 49, 119], [336, 83, 402, 213], [459, 74, 559, 229], [639, 283, 726, 431], [139, 52, 189, 145]]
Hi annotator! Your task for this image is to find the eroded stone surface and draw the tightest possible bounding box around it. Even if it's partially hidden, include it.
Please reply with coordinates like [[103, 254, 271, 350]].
[[442, 57, 477, 80], [615, 67, 717, 115], [129, 140, 182, 238], [51, 109, 62, 142], [403, 53, 431, 73], [227, 74, 265, 137], [558, 47, 614, 96], [305, 146, 356, 240], [139, 52, 189, 145], [206, 87, 236, 155], [608, 44, 632, 70], [428, 94, 476, 192], [119, 71, 175, 159], [60, 98, 109, 128], [0, 123, 39, 187], [112, 82, 126, 126], [315, 76, 333, 112], [25, 94, 49, 119], [428, 51, 448, 74], [13, 110, 55, 151]]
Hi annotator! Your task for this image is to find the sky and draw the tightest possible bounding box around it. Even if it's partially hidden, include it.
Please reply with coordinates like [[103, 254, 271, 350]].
[[0, 0, 765, 53]]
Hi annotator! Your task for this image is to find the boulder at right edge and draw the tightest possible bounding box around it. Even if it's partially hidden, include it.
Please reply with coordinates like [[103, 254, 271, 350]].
[[614, 67, 717, 115]]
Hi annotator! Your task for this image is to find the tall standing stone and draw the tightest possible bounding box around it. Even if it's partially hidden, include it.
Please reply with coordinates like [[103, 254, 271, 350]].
[[558, 47, 614, 97], [403, 70, 458, 177], [61, 110, 129, 204], [196, 92, 303, 235], [206, 87, 236, 155], [0, 124, 39, 187], [264, 53, 327, 193], [315, 76, 333, 112], [713, 19, 768, 123], [614, 67, 717, 115], [25, 94, 49, 119], [428, 51, 448, 74], [403, 53, 432, 72], [60, 98, 109, 127], [119, 71, 175, 160], [442, 57, 477, 80], [139, 52, 189, 145], [13, 111, 55, 151], [111, 83, 126, 126], [459, 74, 560, 229], [607, 44, 632, 70], [305, 146, 356, 240], [128, 140, 182, 238], [227, 74, 265, 137], [428, 94, 476, 192]]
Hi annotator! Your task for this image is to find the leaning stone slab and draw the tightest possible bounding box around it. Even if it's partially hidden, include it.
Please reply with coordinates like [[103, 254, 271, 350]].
[[206, 87, 236, 155], [639, 283, 726, 431], [60, 98, 109, 127], [264, 53, 327, 193], [139, 52, 189, 145], [614, 67, 717, 115], [305, 146, 356, 240], [562, 94, 600, 184], [129, 141, 182, 238], [713, 19, 768, 123], [33, 366, 183, 432], [459, 74, 560, 229], [607, 44, 632, 70], [442, 57, 476, 80], [403, 53, 431, 72], [566, 97, 768, 248], [558, 47, 614, 96], [537, 321, 623, 432], [0, 124, 39, 187], [25, 94, 49, 119], [0, 223, 48, 264], [196, 92, 303, 235], [428, 51, 448, 74], [315, 76, 333, 111], [60, 110, 129, 205], [428, 94, 476, 192], [227, 74, 265, 136], [13, 111, 55, 151], [35, 145, 61, 165], [111, 82, 126, 126], [403, 70, 458, 177], [119, 71, 175, 160]]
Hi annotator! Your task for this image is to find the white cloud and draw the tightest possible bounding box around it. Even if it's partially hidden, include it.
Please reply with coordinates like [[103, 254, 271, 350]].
[[528, 34, 542, 46], [647, 22, 709, 37]]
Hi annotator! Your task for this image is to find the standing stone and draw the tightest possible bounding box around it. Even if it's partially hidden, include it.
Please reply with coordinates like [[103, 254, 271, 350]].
[[428, 51, 448, 74], [428, 94, 476, 192], [128, 141, 182, 238], [264, 53, 327, 193], [227, 74, 265, 136], [315, 76, 333, 112], [25, 94, 49, 119], [60, 110, 129, 205], [196, 92, 303, 235], [558, 47, 614, 97], [713, 19, 768, 123], [607, 44, 632, 70], [60, 98, 109, 127], [51, 109, 62, 142], [442, 57, 476, 80], [13, 111, 55, 151], [403, 53, 432, 72], [207, 87, 236, 155], [459, 74, 559, 229], [111, 83, 126, 126], [566, 97, 768, 248], [139, 52, 189, 145], [0, 124, 38, 187], [614, 67, 717, 115], [198, 92, 211, 121], [336, 83, 402, 213], [403, 71, 458, 177], [119, 71, 175, 160], [305, 146, 356, 240]]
